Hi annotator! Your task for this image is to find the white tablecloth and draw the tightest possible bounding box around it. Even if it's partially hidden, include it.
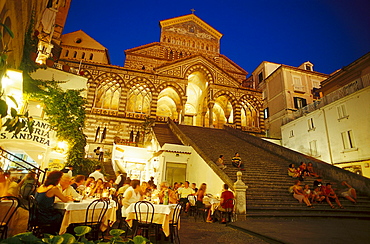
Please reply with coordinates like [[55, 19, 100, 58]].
[[54, 198, 117, 235], [125, 203, 178, 237]]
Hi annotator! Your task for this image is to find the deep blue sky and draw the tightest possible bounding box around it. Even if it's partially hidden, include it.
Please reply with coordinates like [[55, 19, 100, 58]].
[[63, 0, 370, 75]]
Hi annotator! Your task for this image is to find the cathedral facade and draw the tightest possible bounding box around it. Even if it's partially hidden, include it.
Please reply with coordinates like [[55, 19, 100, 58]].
[[60, 14, 264, 162]]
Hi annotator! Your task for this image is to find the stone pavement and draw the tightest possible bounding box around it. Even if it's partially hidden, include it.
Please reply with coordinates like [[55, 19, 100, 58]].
[[178, 215, 267, 244], [228, 217, 370, 244]]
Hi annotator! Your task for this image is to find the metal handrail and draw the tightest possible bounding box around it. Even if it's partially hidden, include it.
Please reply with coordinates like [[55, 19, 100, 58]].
[[0, 147, 47, 183]]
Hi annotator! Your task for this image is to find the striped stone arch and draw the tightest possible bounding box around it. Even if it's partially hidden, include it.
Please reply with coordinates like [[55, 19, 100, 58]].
[[157, 81, 186, 97], [213, 89, 238, 106], [184, 64, 214, 84], [239, 94, 263, 109], [127, 77, 155, 92], [95, 72, 124, 85]]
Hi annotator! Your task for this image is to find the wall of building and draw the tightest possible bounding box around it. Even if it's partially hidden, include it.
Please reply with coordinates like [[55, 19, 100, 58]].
[[281, 86, 370, 177]]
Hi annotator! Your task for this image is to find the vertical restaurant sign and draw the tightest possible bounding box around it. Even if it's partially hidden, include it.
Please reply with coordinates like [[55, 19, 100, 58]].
[[0, 119, 55, 147]]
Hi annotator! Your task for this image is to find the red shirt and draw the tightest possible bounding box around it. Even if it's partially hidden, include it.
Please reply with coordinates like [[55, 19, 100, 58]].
[[221, 190, 234, 209]]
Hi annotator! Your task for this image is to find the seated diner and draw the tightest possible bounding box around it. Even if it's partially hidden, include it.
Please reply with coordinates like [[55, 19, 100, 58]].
[[35, 170, 73, 234]]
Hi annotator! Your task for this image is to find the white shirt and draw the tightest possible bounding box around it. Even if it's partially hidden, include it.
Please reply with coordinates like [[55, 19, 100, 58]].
[[55, 185, 80, 202], [89, 170, 105, 181], [121, 186, 141, 217]]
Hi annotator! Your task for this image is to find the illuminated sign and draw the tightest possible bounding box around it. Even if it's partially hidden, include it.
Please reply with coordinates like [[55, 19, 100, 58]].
[[0, 120, 55, 146]]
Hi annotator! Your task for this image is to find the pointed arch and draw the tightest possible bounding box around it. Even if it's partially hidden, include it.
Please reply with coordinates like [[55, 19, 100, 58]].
[[93, 72, 124, 110], [126, 77, 155, 115]]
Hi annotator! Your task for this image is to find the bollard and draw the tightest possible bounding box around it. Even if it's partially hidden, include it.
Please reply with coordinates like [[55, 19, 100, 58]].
[[234, 171, 248, 221]]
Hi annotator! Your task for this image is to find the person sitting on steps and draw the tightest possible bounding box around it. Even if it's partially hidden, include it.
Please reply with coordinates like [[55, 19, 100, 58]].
[[231, 152, 245, 171], [324, 183, 344, 209]]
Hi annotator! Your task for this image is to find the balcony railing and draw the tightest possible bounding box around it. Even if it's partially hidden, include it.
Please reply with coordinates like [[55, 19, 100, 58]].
[[283, 78, 368, 125]]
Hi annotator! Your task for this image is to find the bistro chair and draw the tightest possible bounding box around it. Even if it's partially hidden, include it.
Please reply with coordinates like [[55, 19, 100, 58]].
[[19, 183, 37, 210], [194, 200, 208, 222], [27, 195, 53, 237], [133, 201, 158, 240], [82, 198, 109, 240], [169, 203, 182, 244], [0, 196, 20, 239], [187, 195, 197, 217], [218, 198, 235, 223]]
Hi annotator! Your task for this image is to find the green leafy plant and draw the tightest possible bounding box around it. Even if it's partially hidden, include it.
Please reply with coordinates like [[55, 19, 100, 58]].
[[0, 226, 151, 244], [0, 22, 34, 135]]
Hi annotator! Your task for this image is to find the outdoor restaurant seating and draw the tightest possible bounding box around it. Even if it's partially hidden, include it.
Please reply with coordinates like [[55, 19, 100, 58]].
[[133, 201, 158, 240], [195, 200, 208, 222], [169, 203, 182, 244], [27, 195, 53, 237], [187, 195, 197, 217], [81, 198, 109, 240], [0, 196, 20, 239], [218, 198, 235, 223]]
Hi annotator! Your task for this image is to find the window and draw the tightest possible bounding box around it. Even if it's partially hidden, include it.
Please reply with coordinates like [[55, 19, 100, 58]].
[[309, 140, 317, 156], [94, 78, 121, 110], [293, 97, 307, 109], [305, 64, 312, 71], [64, 50, 69, 57], [337, 104, 348, 120], [289, 130, 294, 138], [312, 80, 320, 88], [89, 53, 94, 60], [341, 130, 355, 149], [263, 108, 269, 119], [293, 77, 304, 92], [308, 118, 315, 131], [126, 84, 152, 114], [73, 51, 77, 58], [258, 72, 264, 83], [81, 52, 85, 59]]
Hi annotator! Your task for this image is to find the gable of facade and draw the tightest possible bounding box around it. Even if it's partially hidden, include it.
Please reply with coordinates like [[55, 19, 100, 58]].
[[61, 30, 110, 64]]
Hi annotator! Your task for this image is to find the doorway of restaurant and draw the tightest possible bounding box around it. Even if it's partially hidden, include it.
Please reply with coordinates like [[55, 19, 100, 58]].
[[165, 162, 186, 187]]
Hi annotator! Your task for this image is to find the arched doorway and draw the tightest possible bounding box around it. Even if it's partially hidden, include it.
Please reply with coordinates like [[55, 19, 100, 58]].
[[184, 71, 209, 126], [156, 87, 181, 120]]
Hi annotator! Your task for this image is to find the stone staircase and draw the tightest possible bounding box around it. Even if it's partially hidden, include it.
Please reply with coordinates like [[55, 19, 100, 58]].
[[164, 123, 370, 219]]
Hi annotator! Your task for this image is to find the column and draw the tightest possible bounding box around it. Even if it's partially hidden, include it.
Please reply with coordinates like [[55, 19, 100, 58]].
[[234, 171, 248, 221], [208, 101, 215, 128]]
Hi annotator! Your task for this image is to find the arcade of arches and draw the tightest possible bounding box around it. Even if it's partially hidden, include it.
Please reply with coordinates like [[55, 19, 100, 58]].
[[60, 14, 264, 148]]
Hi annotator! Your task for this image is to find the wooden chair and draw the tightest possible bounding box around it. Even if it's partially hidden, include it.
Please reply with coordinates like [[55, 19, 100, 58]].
[[0, 196, 20, 239], [169, 203, 182, 244], [194, 200, 208, 222]]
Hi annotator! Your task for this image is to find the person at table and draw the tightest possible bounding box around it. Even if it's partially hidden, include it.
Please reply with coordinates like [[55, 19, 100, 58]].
[[191, 182, 198, 193], [35, 170, 73, 234], [121, 179, 142, 217], [56, 173, 80, 201], [89, 165, 106, 181], [217, 184, 235, 223], [61, 164, 73, 177], [158, 181, 178, 204], [70, 175, 86, 195], [19, 171, 39, 198], [178, 181, 195, 212], [196, 183, 212, 222], [89, 178, 105, 197], [116, 179, 131, 196]]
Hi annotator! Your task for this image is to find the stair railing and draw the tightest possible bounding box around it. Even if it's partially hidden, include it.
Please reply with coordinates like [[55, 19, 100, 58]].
[[0, 147, 47, 183]]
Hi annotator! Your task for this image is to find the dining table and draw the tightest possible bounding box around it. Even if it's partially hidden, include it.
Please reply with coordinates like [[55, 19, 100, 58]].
[[54, 198, 117, 235], [125, 203, 178, 237]]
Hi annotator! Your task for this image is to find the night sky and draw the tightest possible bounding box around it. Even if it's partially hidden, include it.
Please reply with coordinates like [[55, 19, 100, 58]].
[[63, 0, 370, 75]]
